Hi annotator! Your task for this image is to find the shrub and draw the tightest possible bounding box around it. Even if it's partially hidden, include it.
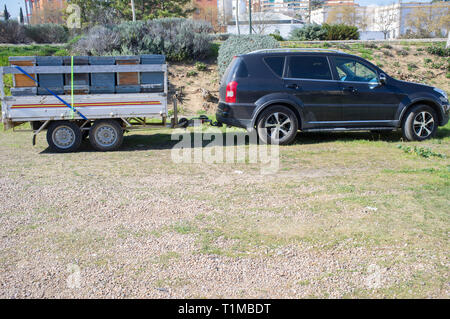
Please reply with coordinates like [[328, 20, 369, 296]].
[[396, 49, 409, 56], [364, 42, 378, 49], [218, 34, 280, 78], [269, 33, 284, 41], [212, 33, 230, 41], [426, 44, 450, 57], [289, 24, 327, 41], [24, 24, 69, 43], [323, 24, 359, 40], [72, 18, 213, 61], [186, 70, 198, 77], [381, 44, 393, 50], [289, 23, 359, 41], [71, 25, 121, 56], [195, 62, 207, 71], [0, 20, 28, 44], [407, 63, 417, 71]]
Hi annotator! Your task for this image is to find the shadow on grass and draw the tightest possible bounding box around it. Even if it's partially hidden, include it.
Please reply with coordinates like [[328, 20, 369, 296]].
[[40, 126, 450, 153]]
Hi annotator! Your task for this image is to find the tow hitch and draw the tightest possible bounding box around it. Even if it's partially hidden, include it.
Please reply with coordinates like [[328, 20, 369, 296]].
[[177, 115, 223, 128]]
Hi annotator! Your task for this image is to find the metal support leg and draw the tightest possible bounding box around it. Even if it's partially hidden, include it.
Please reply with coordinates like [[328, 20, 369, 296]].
[[32, 120, 50, 146]]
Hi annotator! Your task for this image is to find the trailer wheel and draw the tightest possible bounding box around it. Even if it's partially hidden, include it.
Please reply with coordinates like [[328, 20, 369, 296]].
[[46, 121, 82, 153], [89, 120, 123, 151]]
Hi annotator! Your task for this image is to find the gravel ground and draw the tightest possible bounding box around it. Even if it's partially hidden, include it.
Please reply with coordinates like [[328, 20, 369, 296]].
[[0, 127, 449, 298]]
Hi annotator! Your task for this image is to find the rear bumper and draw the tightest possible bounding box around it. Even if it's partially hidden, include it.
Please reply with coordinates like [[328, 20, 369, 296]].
[[216, 102, 254, 130]]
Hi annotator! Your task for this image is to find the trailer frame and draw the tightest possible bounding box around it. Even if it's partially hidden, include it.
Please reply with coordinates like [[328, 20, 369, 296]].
[[1, 63, 180, 150]]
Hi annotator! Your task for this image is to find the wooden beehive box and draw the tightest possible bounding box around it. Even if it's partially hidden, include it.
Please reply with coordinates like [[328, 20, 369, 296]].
[[9, 57, 37, 88], [116, 56, 140, 86]]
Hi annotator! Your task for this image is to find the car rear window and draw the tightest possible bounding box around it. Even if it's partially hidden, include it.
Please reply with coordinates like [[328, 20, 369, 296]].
[[286, 56, 332, 80], [221, 57, 248, 84], [264, 56, 285, 77]]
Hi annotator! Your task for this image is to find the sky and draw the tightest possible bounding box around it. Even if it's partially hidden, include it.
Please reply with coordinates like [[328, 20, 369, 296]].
[[1, 0, 434, 21]]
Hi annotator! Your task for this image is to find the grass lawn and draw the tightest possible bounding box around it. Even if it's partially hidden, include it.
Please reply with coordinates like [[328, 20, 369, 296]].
[[0, 122, 448, 298]]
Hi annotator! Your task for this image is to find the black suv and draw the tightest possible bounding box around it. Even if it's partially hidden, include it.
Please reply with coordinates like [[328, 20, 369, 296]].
[[216, 49, 449, 144]]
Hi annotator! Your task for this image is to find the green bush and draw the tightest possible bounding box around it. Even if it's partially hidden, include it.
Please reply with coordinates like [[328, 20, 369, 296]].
[[24, 24, 69, 43], [72, 18, 213, 61], [218, 34, 280, 78], [0, 20, 28, 44], [323, 24, 359, 40], [195, 62, 207, 71], [289, 24, 359, 41], [269, 33, 284, 41], [426, 44, 450, 57], [289, 24, 327, 41]]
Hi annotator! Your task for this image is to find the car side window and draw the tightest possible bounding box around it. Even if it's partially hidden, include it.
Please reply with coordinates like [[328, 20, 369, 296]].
[[286, 56, 332, 80], [334, 57, 378, 83], [264, 56, 285, 77]]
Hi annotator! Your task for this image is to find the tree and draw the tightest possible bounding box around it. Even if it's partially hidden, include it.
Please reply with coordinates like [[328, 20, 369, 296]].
[[69, 0, 193, 25], [4, 5, 10, 21], [376, 6, 397, 39], [326, 6, 359, 25], [19, 7, 24, 24], [405, 3, 450, 37]]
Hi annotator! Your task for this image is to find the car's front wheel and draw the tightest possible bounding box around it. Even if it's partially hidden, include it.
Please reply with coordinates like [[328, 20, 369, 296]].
[[257, 105, 298, 145], [402, 104, 438, 141]]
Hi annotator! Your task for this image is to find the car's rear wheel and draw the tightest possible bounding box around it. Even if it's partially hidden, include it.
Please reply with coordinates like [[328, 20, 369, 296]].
[[257, 105, 298, 145], [89, 120, 124, 151], [402, 104, 438, 141], [46, 121, 82, 153]]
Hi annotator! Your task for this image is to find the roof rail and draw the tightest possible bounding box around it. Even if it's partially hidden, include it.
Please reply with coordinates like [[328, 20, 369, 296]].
[[247, 48, 345, 54]]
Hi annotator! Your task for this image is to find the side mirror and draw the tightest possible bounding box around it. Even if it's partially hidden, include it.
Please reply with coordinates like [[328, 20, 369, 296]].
[[379, 73, 387, 85]]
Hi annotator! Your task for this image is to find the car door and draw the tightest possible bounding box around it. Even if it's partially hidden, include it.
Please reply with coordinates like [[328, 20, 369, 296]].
[[331, 56, 401, 124], [283, 55, 342, 127]]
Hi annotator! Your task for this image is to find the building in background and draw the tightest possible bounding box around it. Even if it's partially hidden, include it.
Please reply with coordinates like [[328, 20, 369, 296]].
[[26, 0, 66, 24], [227, 11, 304, 37], [193, 0, 220, 30], [311, 1, 450, 40], [325, 0, 355, 6]]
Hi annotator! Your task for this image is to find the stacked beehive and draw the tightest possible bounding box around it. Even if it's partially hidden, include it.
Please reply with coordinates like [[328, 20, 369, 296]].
[[115, 56, 141, 93], [8, 55, 165, 96], [89, 56, 116, 94], [9, 57, 37, 96], [141, 54, 166, 93], [64, 56, 89, 95], [36, 56, 64, 95]]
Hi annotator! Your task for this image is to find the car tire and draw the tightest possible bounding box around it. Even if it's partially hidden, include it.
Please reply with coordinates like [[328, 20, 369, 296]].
[[257, 105, 298, 145], [46, 121, 82, 153], [89, 120, 124, 151], [402, 104, 438, 141]]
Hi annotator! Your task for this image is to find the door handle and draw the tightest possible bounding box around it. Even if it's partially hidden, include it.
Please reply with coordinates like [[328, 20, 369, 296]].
[[343, 86, 358, 93], [286, 83, 299, 89]]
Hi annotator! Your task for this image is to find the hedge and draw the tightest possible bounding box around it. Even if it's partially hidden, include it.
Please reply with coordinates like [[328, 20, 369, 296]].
[[218, 34, 280, 78]]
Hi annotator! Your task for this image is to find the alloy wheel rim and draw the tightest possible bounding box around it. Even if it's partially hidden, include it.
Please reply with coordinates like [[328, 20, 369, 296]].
[[264, 112, 292, 141], [52, 126, 75, 149], [413, 111, 434, 138]]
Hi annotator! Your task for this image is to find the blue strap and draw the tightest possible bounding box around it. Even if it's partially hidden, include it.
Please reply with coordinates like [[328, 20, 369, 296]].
[[14, 65, 88, 120]]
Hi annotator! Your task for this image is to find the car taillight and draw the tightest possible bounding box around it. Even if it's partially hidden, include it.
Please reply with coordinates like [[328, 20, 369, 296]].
[[225, 81, 238, 103]]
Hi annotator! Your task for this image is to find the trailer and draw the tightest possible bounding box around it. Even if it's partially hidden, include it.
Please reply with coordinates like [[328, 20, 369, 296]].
[[0, 59, 181, 152]]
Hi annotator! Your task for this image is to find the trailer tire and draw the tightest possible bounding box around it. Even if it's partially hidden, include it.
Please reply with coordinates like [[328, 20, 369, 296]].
[[89, 120, 123, 151], [46, 121, 82, 153]]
